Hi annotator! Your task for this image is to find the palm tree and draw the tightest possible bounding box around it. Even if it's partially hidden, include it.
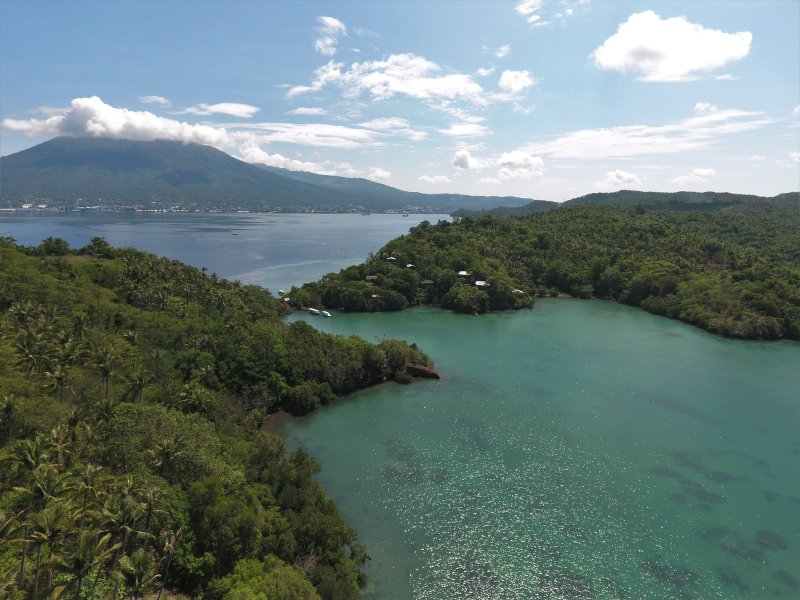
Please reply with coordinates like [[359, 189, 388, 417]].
[[49, 426, 72, 469], [178, 381, 213, 413], [1, 437, 54, 489], [99, 495, 147, 566], [155, 527, 182, 600], [72, 313, 90, 340], [65, 409, 86, 444], [120, 548, 159, 600], [0, 509, 24, 595], [8, 299, 40, 326], [91, 345, 117, 400], [2, 438, 55, 588], [124, 364, 152, 404], [59, 336, 86, 367], [147, 439, 186, 479], [140, 486, 161, 547], [1, 395, 16, 443], [13, 330, 46, 377], [149, 348, 163, 380], [91, 494, 146, 598], [92, 398, 116, 432], [44, 363, 70, 402], [52, 530, 118, 600], [29, 500, 74, 596], [72, 463, 108, 529]]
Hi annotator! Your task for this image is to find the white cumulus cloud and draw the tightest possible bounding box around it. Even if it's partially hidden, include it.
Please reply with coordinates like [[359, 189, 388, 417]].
[[598, 170, 641, 188], [694, 102, 717, 114], [181, 102, 260, 118], [439, 122, 490, 138], [495, 44, 511, 58], [593, 11, 752, 82], [288, 54, 486, 104], [139, 95, 171, 106], [2, 96, 232, 146], [419, 174, 452, 183], [790, 152, 800, 163], [237, 146, 334, 174], [315, 16, 347, 56], [496, 150, 544, 180], [368, 167, 391, 180], [452, 149, 486, 170], [515, 0, 545, 24], [498, 70, 536, 94], [288, 107, 327, 116], [671, 168, 717, 184]]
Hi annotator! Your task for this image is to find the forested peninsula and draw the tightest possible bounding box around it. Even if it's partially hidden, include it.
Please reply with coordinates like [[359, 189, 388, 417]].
[[291, 197, 800, 340], [0, 236, 432, 599]]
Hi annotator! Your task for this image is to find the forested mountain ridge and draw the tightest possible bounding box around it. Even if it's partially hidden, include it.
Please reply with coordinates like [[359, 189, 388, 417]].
[[0, 236, 432, 599], [453, 191, 799, 218], [258, 164, 535, 212], [292, 199, 800, 340], [0, 137, 531, 212]]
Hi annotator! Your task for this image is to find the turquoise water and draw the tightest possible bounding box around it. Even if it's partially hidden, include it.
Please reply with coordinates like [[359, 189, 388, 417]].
[[0, 212, 447, 293], [276, 301, 800, 599]]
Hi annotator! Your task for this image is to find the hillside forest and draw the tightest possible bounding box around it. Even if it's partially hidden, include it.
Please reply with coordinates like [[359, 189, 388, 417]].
[[292, 198, 800, 340], [0, 236, 432, 600]]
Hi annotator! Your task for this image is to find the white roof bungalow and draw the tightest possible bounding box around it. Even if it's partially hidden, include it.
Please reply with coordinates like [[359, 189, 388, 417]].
[[457, 270, 470, 277], [512, 289, 525, 295], [475, 280, 490, 288], [406, 263, 415, 268], [387, 256, 397, 261]]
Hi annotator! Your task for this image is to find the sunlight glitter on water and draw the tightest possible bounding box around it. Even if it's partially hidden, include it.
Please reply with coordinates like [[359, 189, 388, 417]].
[[276, 302, 800, 600]]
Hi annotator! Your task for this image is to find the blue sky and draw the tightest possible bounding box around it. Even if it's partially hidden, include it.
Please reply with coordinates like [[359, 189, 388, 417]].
[[1, 0, 798, 200]]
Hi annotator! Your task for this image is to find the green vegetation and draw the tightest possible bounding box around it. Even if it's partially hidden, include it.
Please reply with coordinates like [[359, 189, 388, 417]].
[[295, 198, 800, 340], [0, 236, 432, 599]]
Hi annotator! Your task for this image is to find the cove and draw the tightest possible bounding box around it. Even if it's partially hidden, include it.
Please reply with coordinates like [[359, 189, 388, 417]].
[[274, 299, 800, 599]]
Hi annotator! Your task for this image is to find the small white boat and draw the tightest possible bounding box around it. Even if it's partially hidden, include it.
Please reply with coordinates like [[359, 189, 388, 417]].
[[321, 310, 332, 318], [308, 308, 320, 315]]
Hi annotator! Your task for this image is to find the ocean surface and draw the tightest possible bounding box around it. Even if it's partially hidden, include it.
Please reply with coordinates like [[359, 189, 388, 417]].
[[275, 302, 800, 600], [0, 212, 447, 293]]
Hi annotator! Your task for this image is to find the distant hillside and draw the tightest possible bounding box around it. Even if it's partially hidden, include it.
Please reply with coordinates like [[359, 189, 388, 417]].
[[563, 189, 799, 210], [454, 190, 799, 218], [451, 199, 558, 218], [0, 137, 531, 212], [258, 164, 533, 212]]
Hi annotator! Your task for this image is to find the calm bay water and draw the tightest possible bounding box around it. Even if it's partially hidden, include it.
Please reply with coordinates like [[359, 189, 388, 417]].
[[276, 302, 800, 600], [0, 212, 447, 293]]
